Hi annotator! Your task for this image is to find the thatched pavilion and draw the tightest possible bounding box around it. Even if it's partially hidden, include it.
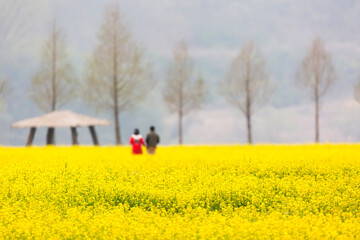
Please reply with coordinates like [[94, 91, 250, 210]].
[[11, 110, 111, 146]]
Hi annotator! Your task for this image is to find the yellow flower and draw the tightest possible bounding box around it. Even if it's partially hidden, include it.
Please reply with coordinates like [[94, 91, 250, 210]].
[[0, 144, 360, 238]]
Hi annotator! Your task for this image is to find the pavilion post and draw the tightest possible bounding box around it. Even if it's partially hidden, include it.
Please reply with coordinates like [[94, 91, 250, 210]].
[[71, 127, 78, 145], [46, 127, 55, 145], [26, 127, 36, 146], [89, 126, 99, 146]]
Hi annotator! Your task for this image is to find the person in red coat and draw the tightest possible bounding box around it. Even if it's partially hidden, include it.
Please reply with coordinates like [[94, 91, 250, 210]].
[[129, 128, 146, 154]]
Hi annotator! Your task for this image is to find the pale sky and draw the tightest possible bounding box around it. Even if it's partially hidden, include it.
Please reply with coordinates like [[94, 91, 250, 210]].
[[1, 0, 360, 145]]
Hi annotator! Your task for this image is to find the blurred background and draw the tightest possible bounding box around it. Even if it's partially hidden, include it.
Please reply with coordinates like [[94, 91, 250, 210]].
[[0, 0, 360, 146]]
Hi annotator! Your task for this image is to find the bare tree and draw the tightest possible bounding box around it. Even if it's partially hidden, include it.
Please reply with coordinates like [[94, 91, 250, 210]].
[[29, 21, 77, 144], [0, 0, 36, 56], [0, 77, 7, 109], [354, 74, 360, 104], [163, 40, 206, 144], [222, 41, 274, 144], [83, 3, 152, 145], [0, 0, 38, 109], [29, 21, 76, 112], [0, 77, 8, 110], [295, 37, 336, 143]]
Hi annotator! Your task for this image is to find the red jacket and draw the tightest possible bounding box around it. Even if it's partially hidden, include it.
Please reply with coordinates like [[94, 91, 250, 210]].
[[129, 134, 145, 154]]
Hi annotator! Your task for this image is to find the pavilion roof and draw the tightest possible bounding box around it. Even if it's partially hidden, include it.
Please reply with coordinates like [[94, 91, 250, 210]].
[[11, 110, 111, 128]]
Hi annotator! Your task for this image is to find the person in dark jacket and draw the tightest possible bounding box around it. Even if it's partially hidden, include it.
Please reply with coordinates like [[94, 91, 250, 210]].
[[146, 126, 160, 154]]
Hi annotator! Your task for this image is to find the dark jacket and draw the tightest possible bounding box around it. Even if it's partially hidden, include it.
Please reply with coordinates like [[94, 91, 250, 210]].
[[146, 132, 160, 147]]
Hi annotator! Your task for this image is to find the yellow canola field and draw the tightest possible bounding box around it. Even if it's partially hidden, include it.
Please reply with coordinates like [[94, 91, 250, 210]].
[[0, 145, 360, 239]]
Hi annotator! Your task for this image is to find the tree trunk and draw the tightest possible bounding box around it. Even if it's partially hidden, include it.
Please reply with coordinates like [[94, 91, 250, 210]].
[[245, 89, 252, 144], [50, 21, 57, 145], [179, 110, 183, 145], [246, 111, 252, 144], [51, 21, 57, 112], [315, 87, 320, 143], [178, 57, 184, 145], [245, 63, 252, 144], [112, 17, 121, 145], [114, 108, 121, 145]]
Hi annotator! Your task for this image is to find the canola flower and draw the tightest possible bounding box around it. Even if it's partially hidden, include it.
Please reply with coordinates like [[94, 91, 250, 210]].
[[0, 144, 360, 239]]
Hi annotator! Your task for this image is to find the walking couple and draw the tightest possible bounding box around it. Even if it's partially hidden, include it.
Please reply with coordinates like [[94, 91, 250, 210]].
[[129, 126, 160, 155]]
